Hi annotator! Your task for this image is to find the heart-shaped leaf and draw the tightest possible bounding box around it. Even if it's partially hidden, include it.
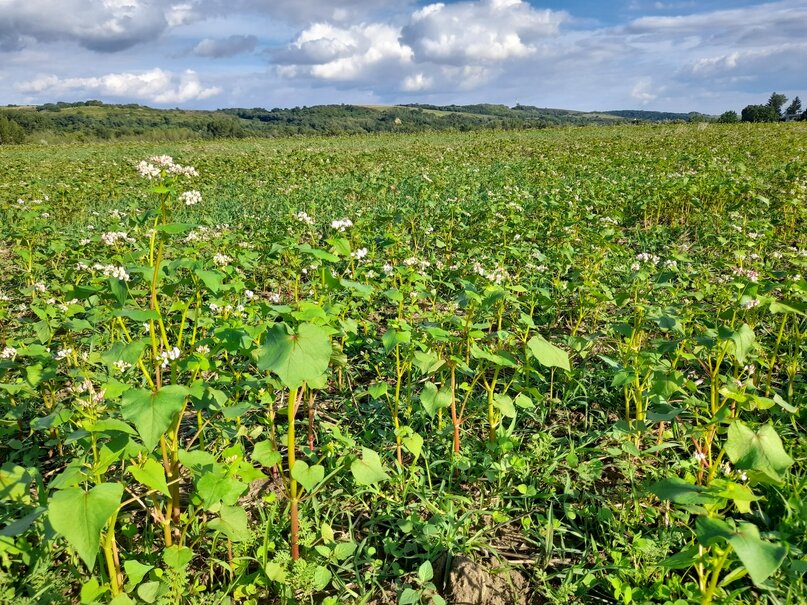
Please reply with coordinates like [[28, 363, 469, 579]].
[[121, 385, 189, 451], [725, 421, 794, 484], [48, 483, 123, 570], [527, 335, 570, 371], [351, 448, 390, 486], [254, 323, 331, 389], [291, 460, 325, 493]]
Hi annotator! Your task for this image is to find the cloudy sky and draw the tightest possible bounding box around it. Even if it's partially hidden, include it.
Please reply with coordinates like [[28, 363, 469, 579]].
[[1, 0, 805, 113]]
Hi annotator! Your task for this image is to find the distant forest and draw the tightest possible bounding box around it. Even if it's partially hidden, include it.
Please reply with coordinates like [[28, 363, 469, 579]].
[[0, 100, 710, 144]]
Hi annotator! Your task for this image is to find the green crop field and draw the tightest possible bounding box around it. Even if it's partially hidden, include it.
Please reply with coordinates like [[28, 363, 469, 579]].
[[1, 124, 805, 605]]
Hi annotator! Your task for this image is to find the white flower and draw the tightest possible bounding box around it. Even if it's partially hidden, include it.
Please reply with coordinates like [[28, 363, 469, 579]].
[[244, 290, 254, 299], [0, 346, 17, 360], [212, 253, 232, 267], [137, 160, 161, 179], [113, 360, 132, 372], [159, 347, 181, 368], [196, 345, 211, 355], [635, 253, 660, 265], [693, 451, 707, 463], [739, 471, 748, 482], [167, 163, 198, 177], [143, 322, 151, 334], [351, 247, 368, 260], [101, 231, 135, 246], [296, 211, 315, 225], [383, 263, 394, 274], [150, 155, 174, 166], [266, 293, 282, 304], [331, 218, 353, 232], [664, 260, 678, 269], [630, 262, 641, 271], [33, 283, 47, 293], [55, 347, 73, 361], [180, 190, 202, 206], [92, 263, 130, 281], [741, 299, 760, 309]]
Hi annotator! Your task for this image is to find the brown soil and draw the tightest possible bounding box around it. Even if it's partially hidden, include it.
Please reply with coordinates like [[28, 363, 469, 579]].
[[447, 556, 528, 605]]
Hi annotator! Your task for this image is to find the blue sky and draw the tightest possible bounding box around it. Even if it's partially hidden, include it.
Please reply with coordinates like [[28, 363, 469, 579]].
[[1, 0, 805, 113]]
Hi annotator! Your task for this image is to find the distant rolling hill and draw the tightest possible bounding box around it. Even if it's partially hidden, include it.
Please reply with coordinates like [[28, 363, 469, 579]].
[[0, 100, 709, 144]]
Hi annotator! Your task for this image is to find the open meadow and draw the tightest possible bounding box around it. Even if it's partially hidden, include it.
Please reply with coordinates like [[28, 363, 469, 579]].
[[1, 124, 806, 605]]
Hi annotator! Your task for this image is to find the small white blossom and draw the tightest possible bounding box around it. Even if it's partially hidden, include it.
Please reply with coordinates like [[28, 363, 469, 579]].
[[137, 160, 161, 179], [196, 345, 211, 355], [741, 299, 760, 309], [244, 289, 254, 299], [159, 347, 181, 368], [351, 247, 368, 260], [212, 253, 232, 267], [383, 263, 394, 274], [693, 451, 707, 463], [101, 231, 135, 246], [331, 218, 353, 232], [296, 211, 315, 225], [55, 347, 73, 361], [0, 346, 17, 360], [180, 190, 202, 206], [113, 360, 133, 372]]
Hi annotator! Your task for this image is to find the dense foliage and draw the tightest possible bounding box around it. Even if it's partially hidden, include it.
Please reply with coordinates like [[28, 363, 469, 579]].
[[0, 124, 805, 605], [0, 101, 702, 145]]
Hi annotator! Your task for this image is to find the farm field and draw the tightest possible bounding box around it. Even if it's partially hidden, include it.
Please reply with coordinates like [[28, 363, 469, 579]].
[[0, 124, 805, 605]]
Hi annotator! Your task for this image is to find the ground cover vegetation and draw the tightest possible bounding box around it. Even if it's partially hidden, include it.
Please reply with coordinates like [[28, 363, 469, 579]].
[[0, 123, 805, 605]]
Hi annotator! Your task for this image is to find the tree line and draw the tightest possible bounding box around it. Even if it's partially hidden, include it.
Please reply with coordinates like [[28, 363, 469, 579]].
[[718, 92, 805, 123]]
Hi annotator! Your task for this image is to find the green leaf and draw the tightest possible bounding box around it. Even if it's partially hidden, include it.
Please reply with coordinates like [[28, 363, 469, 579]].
[[707, 479, 761, 514], [527, 335, 570, 371], [291, 460, 325, 493], [196, 473, 247, 509], [121, 385, 189, 451], [382, 329, 411, 354], [650, 477, 722, 506], [194, 269, 223, 293], [697, 519, 786, 586], [163, 545, 193, 569], [251, 441, 281, 467], [418, 560, 434, 583], [313, 565, 332, 591], [420, 382, 451, 417], [401, 430, 424, 462], [725, 421, 794, 484], [722, 324, 755, 364], [129, 458, 171, 497], [264, 561, 287, 582], [48, 483, 123, 570], [351, 448, 390, 486], [399, 587, 421, 605], [368, 382, 389, 399], [123, 560, 153, 589], [254, 323, 331, 389], [493, 394, 516, 418], [208, 505, 250, 542]]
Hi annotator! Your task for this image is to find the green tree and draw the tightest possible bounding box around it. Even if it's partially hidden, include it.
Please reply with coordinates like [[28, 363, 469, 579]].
[[784, 96, 801, 116], [766, 92, 788, 116], [717, 110, 739, 123], [0, 115, 25, 144], [741, 104, 778, 123]]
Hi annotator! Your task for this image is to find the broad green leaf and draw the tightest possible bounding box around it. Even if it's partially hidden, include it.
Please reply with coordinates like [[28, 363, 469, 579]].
[[163, 545, 193, 569], [251, 441, 281, 467], [493, 394, 517, 418], [368, 382, 389, 399], [707, 479, 761, 514], [48, 483, 123, 570], [401, 430, 424, 462], [194, 269, 223, 293], [725, 422, 794, 484], [291, 460, 325, 493], [196, 473, 247, 509], [418, 560, 434, 582], [420, 382, 451, 417], [313, 565, 332, 591], [527, 335, 570, 371], [382, 329, 411, 354], [123, 560, 153, 589], [121, 385, 189, 452], [208, 505, 250, 542], [254, 323, 331, 389], [264, 561, 287, 582], [129, 458, 171, 497], [399, 588, 421, 605], [651, 477, 722, 506], [351, 448, 390, 486]]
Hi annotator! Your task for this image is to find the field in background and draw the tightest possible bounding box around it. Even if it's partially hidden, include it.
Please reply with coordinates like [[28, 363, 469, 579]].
[[1, 124, 805, 605]]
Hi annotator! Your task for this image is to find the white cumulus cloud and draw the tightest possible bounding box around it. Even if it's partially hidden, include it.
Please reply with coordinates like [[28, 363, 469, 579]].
[[16, 68, 221, 104]]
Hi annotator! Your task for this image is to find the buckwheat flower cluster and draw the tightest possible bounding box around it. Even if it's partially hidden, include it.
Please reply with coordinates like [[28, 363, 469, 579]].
[[93, 263, 130, 281], [741, 298, 760, 309], [331, 218, 353, 232], [382, 263, 394, 274], [351, 248, 368, 260], [693, 451, 707, 464], [180, 190, 202, 206], [0, 346, 17, 360], [101, 231, 135, 246], [113, 360, 133, 372], [159, 347, 181, 368], [55, 347, 73, 361], [266, 292, 282, 304], [137, 160, 161, 179], [0, 290, 10, 302], [296, 211, 315, 225], [196, 345, 211, 355], [213, 253, 232, 267], [733, 267, 759, 282]]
